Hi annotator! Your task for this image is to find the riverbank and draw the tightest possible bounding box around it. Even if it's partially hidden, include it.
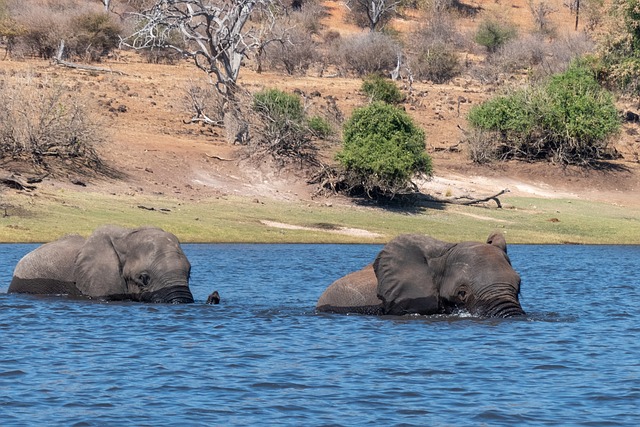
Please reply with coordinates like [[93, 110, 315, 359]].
[[2, 175, 639, 244]]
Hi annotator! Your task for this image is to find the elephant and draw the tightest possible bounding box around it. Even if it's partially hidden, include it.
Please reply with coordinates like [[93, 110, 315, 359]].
[[316, 232, 525, 318], [8, 225, 194, 304]]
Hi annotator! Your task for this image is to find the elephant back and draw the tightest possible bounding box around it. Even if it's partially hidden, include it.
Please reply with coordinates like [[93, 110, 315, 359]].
[[9, 234, 85, 295], [316, 265, 383, 314]]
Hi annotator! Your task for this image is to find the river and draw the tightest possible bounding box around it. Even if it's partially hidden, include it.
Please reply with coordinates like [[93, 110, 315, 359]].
[[1, 243, 639, 426]]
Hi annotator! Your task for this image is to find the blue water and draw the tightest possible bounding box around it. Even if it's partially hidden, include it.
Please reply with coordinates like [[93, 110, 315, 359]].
[[1, 243, 639, 426]]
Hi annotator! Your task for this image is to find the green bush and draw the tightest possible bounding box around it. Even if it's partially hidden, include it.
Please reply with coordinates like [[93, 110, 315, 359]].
[[467, 61, 620, 165], [361, 74, 405, 104], [337, 102, 431, 198], [474, 19, 516, 53], [307, 115, 332, 138], [253, 89, 305, 123]]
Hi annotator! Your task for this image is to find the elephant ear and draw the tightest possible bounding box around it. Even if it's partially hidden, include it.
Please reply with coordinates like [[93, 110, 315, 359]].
[[486, 231, 508, 253], [373, 234, 452, 315], [74, 226, 128, 298]]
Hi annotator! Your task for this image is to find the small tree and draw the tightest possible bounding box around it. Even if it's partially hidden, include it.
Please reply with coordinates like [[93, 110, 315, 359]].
[[336, 102, 432, 199], [474, 19, 516, 53]]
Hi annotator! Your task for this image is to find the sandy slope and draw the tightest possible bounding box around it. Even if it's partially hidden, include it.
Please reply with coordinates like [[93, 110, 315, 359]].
[[1, 0, 640, 213]]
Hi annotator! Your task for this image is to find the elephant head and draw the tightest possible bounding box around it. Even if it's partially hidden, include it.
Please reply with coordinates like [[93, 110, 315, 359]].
[[317, 232, 524, 318], [9, 225, 194, 304], [374, 232, 524, 317], [73, 225, 194, 303]]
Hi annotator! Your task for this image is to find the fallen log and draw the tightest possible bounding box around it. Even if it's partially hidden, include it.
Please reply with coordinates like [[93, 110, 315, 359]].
[[53, 40, 126, 75], [424, 189, 510, 208]]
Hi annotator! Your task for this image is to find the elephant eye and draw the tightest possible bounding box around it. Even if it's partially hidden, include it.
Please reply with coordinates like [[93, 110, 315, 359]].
[[457, 289, 467, 299], [138, 273, 151, 288]]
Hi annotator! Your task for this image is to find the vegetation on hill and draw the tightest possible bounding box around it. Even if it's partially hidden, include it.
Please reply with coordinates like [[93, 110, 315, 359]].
[[468, 60, 620, 165], [1, 0, 639, 199]]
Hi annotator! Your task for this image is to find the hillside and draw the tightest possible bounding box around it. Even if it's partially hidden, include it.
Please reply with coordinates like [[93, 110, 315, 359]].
[[1, 0, 640, 243]]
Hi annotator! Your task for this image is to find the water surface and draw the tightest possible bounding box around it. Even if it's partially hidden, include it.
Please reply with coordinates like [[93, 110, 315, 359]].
[[1, 243, 639, 426]]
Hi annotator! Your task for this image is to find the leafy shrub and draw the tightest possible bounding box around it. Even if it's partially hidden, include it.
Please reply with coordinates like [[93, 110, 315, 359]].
[[361, 74, 404, 104], [597, 0, 640, 94], [474, 19, 516, 53], [336, 102, 432, 198], [467, 61, 620, 165], [253, 89, 305, 123], [307, 115, 332, 138]]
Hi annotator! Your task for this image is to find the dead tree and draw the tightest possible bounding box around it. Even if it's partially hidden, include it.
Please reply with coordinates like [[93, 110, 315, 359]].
[[122, 0, 281, 102], [346, 0, 403, 32]]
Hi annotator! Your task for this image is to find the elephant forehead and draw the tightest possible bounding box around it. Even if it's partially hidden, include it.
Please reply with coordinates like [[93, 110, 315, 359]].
[[449, 244, 518, 277]]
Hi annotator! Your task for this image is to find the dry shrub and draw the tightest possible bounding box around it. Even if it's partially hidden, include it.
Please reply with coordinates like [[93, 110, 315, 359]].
[[6, 0, 120, 61], [538, 32, 595, 76], [491, 34, 548, 74], [472, 32, 595, 83], [264, 27, 320, 75], [329, 32, 401, 76], [68, 12, 122, 62], [408, 12, 465, 83], [288, 0, 328, 35], [0, 74, 105, 173], [466, 129, 500, 163], [183, 80, 225, 126], [528, 0, 557, 36], [141, 47, 183, 64]]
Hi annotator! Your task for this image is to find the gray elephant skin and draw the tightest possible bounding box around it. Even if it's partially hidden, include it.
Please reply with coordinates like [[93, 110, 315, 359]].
[[8, 225, 194, 303], [316, 232, 525, 318]]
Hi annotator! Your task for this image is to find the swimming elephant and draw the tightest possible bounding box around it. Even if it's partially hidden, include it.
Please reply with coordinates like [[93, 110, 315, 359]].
[[8, 225, 194, 303], [316, 232, 525, 318]]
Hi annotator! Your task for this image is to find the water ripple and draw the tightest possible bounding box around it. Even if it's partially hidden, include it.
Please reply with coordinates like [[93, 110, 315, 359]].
[[0, 243, 639, 426]]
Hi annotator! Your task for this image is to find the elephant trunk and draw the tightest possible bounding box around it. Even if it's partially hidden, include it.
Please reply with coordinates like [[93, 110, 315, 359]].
[[485, 299, 525, 318], [141, 284, 194, 304], [474, 283, 525, 318]]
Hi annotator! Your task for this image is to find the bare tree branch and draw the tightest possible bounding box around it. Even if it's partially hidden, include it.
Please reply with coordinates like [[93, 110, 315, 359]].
[[346, 0, 403, 31], [121, 0, 280, 97]]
